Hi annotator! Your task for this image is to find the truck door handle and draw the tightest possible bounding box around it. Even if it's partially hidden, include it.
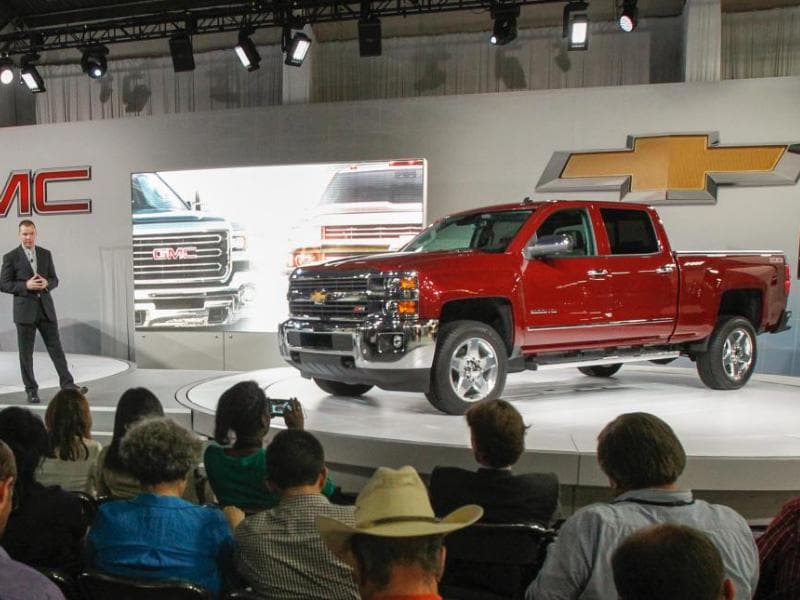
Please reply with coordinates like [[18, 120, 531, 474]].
[[655, 264, 676, 274], [587, 269, 609, 279]]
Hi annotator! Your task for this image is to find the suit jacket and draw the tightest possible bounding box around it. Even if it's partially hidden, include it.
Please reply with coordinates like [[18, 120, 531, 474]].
[[430, 466, 560, 526], [0, 245, 60, 324]]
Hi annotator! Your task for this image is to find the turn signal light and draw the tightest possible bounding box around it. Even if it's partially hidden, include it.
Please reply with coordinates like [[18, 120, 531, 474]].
[[399, 276, 418, 290], [397, 300, 418, 315], [785, 264, 791, 297]]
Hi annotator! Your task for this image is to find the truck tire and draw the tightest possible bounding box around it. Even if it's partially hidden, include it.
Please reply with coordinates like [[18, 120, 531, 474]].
[[425, 320, 508, 415], [696, 315, 757, 390], [313, 379, 374, 397], [577, 364, 623, 378]]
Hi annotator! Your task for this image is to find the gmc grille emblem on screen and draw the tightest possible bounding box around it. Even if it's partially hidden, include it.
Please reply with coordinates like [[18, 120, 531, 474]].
[[152, 247, 198, 260]]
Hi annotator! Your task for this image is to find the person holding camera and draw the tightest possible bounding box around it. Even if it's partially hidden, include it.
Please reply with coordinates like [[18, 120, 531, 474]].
[[204, 380, 337, 512]]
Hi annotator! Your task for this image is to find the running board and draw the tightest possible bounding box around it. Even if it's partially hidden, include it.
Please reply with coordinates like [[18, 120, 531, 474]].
[[529, 350, 681, 371]]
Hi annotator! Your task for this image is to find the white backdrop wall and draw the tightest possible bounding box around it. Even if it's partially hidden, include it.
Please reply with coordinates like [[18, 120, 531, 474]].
[[0, 76, 798, 374]]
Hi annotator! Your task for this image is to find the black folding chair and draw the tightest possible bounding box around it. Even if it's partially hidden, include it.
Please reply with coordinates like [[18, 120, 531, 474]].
[[439, 522, 556, 600], [78, 570, 212, 600]]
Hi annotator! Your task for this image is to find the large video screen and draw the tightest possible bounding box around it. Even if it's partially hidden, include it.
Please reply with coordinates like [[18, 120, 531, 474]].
[[131, 160, 427, 332]]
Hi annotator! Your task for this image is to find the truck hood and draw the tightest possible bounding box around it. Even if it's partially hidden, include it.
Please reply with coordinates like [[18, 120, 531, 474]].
[[132, 211, 227, 224], [299, 249, 488, 275]]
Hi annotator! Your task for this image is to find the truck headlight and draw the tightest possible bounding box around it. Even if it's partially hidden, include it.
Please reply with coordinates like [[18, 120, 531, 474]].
[[232, 233, 247, 251]]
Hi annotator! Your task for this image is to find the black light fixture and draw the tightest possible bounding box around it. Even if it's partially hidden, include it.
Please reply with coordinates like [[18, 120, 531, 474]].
[[235, 29, 261, 71], [284, 29, 311, 67], [0, 56, 14, 85], [358, 14, 382, 57], [618, 0, 638, 32], [81, 45, 109, 79], [169, 33, 195, 72], [20, 54, 45, 93], [490, 4, 520, 46], [563, 1, 589, 51]]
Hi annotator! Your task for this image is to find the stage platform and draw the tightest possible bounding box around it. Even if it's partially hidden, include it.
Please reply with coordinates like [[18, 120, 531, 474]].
[[1, 352, 798, 517], [180, 364, 800, 517]]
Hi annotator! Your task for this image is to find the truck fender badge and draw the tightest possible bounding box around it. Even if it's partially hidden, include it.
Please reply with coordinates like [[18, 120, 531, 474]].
[[536, 133, 800, 204], [152, 246, 198, 260]]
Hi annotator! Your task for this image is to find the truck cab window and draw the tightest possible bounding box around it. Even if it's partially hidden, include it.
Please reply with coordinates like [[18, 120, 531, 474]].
[[534, 209, 595, 257], [601, 208, 659, 255]]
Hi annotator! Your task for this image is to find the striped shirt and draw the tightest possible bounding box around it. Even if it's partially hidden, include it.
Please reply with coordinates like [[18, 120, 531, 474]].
[[756, 496, 800, 600], [235, 494, 359, 600]]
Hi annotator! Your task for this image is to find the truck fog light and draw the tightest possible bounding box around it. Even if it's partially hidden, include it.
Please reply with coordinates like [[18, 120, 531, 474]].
[[392, 334, 404, 349]]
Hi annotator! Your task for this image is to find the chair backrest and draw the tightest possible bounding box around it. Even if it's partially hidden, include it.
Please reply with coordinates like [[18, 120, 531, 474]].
[[37, 567, 81, 600], [71, 491, 98, 524], [440, 522, 556, 600], [78, 570, 212, 600]]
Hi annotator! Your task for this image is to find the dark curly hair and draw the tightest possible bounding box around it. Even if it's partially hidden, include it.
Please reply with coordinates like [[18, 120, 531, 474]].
[[45, 388, 92, 461], [0, 407, 49, 501], [104, 388, 164, 472], [120, 418, 202, 486], [213, 381, 268, 447]]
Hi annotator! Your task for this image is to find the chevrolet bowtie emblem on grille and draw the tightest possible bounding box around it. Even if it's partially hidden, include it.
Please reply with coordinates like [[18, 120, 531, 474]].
[[536, 133, 800, 203], [309, 290, 327, 304]]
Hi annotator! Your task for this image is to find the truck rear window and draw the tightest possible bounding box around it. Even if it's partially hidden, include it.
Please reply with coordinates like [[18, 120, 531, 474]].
[[321, 169, 423, 204], [403, 209, 534, 253], [601, 208, 659, 255]]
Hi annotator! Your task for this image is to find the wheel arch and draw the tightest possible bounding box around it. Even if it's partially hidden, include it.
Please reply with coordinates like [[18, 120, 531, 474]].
[[439, 297, 514, 355], [718, 288, 763, 332]]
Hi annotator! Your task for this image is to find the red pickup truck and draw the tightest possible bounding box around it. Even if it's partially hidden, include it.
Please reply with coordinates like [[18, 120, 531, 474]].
[[279, 200, 792, 414]]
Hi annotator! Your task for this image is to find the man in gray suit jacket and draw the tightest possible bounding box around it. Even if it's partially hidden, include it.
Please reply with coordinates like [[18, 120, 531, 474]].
[[0, 220, 85, 403]]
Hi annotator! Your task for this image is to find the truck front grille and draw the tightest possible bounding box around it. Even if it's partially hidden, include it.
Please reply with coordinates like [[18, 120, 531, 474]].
[[288, 271, 381, 322], [322, 224, 421, 240], [133, 230, 230, 284]]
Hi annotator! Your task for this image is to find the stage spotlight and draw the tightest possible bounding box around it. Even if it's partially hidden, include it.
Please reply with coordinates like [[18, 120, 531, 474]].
[[358, 15, 382, 57], [284, 31, 311, 67], [563, 1, 589, 51], [0, 57, 14, 85], [81, 45, 109, 79], [169, 34, 195, 72], [235, 30, 261, 71], [490, 6, 519, 46], [618, 0, 638, 32], [20, 56, 45, 93]]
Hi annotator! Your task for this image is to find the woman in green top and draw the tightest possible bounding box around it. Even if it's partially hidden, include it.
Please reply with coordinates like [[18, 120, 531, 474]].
[[204, 380, 335, 511]]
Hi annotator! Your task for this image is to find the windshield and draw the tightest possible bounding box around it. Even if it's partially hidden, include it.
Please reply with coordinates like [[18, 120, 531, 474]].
[[403, 209, 534, 253], [131, 173, 190, 213], [321, 168, 423, 205]]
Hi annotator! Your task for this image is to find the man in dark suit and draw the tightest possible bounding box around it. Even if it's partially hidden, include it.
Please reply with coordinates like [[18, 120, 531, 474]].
[[0, 220, 86, 403], [429, 399, 559, 526]]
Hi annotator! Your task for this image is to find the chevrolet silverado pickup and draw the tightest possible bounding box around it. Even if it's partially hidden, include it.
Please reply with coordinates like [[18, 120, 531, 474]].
[[279, 200, 792, 414]]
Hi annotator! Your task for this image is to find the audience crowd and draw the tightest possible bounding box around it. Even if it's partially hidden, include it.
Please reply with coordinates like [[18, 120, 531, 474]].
[[0, 386, 797, 600]]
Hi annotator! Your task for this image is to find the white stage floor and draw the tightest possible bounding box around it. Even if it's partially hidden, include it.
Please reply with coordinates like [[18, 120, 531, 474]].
[[0, 350, 131, 394], [182, 365, 800, 493]]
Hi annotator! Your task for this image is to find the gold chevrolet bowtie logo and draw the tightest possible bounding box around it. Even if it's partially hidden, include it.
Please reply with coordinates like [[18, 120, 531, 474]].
[[536, 133, 800, 203], [309, 290, 327, 304]]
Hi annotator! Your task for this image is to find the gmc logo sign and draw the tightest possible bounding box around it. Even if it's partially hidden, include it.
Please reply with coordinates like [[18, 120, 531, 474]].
[[152, 247, 198, 261], [0, 167, 92, 216]]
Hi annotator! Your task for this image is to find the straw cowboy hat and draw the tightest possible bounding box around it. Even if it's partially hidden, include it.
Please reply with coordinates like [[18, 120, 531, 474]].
[[317, 465, 483, 559]]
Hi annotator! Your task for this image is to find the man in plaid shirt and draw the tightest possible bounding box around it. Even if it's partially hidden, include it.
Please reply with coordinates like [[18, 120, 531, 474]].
[[233, 429, 359, 600]]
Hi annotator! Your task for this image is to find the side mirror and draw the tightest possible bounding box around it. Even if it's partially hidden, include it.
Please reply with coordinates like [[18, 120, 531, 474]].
[[193, 191, 203, 212], [523, 233, 573, 259]]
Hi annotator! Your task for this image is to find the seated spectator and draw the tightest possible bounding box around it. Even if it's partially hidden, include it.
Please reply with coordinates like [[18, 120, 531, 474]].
[[38, 388, 102, 494], [0, 439, 66, 600], [204, 381, 335, 511], [233, 430, 359, 600], [525, 412, 758, 600], [91, 387, 198, 502], [87, 417, 234, 598], [429, 399, 559, 526], [612, 524, 735, 600], [0, 407, 87, 575], [317, 465, 482, 600], [755, 495, 800, 600]]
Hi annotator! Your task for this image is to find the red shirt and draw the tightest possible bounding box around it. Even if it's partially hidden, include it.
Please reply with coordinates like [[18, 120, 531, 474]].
[[756, 496, 800, 600]]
